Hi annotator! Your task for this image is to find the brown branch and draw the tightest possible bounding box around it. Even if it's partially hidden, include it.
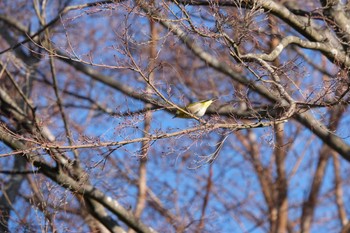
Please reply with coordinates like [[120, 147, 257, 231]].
[[43, 16, 81, 163], [0, 1, 126, 55], [0, 170, 40, 174], [0, 126, 153, 233], [26, 176, 57, 233], [0, 62, 35, 112], [133, 6, 158, 229], [236, 130, 275, 227], [300, 146, 330, 233], [301, 106, 345, 233], [274, 123, 288, 233], [3, 0, 350, 163], [0, 120, 288, 157], [175, 0, 325, 42], [176, 0, 350, 70], [0, 156, 27, 233], [138, 0, 350, 160], [196, 159, 213, 232], [332, 151, 348, 227]]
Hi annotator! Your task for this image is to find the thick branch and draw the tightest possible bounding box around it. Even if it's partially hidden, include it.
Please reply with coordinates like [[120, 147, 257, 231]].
[[0, 126, 153, 233], [138, 1, 350, 161]]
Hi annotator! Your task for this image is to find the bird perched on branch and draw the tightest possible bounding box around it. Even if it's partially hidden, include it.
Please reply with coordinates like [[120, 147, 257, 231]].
[[173, 98, 216, 118]]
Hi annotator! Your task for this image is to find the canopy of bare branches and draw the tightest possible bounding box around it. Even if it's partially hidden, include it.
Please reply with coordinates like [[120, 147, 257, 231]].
[[1, 0, 350, 232]]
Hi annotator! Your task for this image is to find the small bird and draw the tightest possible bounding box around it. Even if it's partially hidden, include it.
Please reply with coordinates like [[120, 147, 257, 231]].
[[173, 99, 216, 118]]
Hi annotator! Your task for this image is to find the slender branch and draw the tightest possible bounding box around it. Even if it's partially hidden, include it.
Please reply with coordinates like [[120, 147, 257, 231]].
[[0, 1, 125, 55], [44, 20, 80, 162], [0, 125, 154, 233], [0, 120, 288, 157], [133, 7, 158, 229], [0, 62, 35, 112], [332, 151, 348, 227], [0, 170, 40, 174], [196, 163, 213, 233], [138, 0, 350, 160]]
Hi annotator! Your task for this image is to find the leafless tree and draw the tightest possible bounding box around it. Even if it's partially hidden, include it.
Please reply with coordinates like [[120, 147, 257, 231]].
[[1, 0, 350, 232]]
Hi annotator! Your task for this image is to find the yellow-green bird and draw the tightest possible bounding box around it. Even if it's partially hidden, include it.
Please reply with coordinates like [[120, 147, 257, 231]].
[[174, 99, 216, 118]]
